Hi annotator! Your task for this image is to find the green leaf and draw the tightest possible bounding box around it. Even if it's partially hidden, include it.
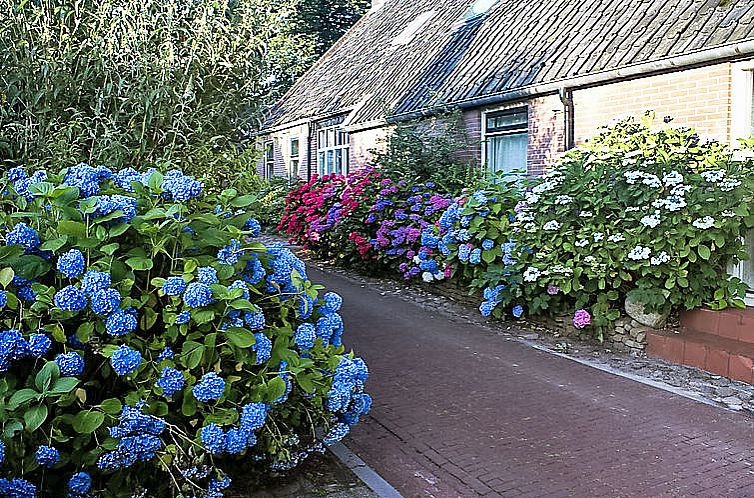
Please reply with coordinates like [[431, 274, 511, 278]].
[[230, 195, 256, 207], [35, 361, 59, 393], [100, 243, 120, 255], [0, 268, 14, 288], [8, 388, 40, 408], [126, 257, 153, 271], [698, 244, 711, 260], [100, 398, 122, 415], [50, 377, 79, 395], [181, 341, 205, 369], [40, 235, 68, 252], [225, 328, 256, 348], [58, 220, 87, 238], [72, 411, 105, 434], [265, 376, 288, 402], [24, 405, 48, 432], [12, 255, 51, 279], [4, 420, 23, 438]]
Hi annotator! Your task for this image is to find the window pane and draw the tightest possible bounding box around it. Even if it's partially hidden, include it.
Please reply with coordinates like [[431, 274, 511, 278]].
[[318, 131, 325, 148], [290, 138, 299, 156], [318, 152, 325, 175], [326, 150, 334, 174], [487, 109, 527, 132], [487, 133, 527, 175], [335, 149, 343, 174]]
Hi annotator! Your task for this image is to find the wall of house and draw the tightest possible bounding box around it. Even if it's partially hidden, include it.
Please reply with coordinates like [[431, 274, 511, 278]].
[[256, 123, 310, 179], [572, 63, 734, 143], [349, 126, 392, 169]]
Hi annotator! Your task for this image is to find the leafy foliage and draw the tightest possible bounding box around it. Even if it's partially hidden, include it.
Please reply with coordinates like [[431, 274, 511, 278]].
[[292, 0, 370, 57], [0, 164, 370, 497], [0, 0, 311, 186]]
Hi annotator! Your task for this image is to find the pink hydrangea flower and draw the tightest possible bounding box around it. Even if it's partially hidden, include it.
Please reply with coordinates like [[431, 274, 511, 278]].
[[573, 309, 591, 329]]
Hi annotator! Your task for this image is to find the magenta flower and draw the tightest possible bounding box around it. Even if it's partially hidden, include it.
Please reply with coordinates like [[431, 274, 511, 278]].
[[573, 309, 591, 329]]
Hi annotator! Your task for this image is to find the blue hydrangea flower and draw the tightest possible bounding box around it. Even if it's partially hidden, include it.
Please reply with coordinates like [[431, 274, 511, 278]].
[[200, 423, 226, 454], [56, 249, 85, 278], [112, 167, 141, 192], [253, 333, 272, 364], [55, 352, 84, 376], [110, 345, 142, 376], [469, 248, 482, 265], [294, 323, 316, 350], [6, 222, 40, 251], [90, 287, 121, 315], [0, 440, 4, 464], [64, 163, 103, 197], [193, 372, 225, 402], [161, 170, 203, 201], [54, 285, 87, 311], [106, 308, 138, 336], [28, 334, 51, 358], [162, 276, 186, 296], [245, 217, 262, 237], [0, 290, 6, 309], [512, 305, 524, 318], [197, 266, 218, 285], [68, 472, 92, 495], [217, 239, 242, 265], [156, 367, 184, 398], [35, 445, 59, 467], [323, 422, 350, 446], [224, 428, 247, 454], [482, 239, 495, 250], [92, 194, 137, 222], [244, 310, 265, 331], [156, 346, 174, 361], [0, 478, 36, 497], [175, 311, 191, 325], [183, 282, 213, 308], [323, 292, 343, 313], [81, 270, 111, 295], [229, 280, 250, 300]]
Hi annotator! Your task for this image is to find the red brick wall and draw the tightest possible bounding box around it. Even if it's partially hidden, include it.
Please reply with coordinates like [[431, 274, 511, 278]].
[[527, 95, 566, 176]]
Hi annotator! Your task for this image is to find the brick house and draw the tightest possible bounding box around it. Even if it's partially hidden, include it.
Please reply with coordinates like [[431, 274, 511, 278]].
[[259, 0, 754, 381]]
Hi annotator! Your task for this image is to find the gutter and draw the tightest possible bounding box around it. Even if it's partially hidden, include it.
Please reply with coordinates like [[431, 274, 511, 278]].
[[385, 39, 754, 123]]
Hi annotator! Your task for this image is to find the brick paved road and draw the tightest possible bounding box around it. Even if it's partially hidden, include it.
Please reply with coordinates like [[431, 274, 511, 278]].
[[310, 268, 754, 498]]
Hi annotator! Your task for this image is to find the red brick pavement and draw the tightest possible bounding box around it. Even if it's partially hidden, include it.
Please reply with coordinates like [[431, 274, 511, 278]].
[[310, 268, 754, 498]]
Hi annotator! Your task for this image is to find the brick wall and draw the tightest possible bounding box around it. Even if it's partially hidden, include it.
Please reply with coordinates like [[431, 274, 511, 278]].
[[573, 63, 734, 143], [349, 126, 392, 170], [460, 108, 482, 165]]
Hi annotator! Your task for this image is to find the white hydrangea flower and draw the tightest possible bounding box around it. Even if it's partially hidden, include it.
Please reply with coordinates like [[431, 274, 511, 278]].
[[720, 179, 741, 192], [434, 272, 445, 281], [650, 251, 671, 265], [671, 184, 691, 196], [627, 245, 651, 260], [584, 256, 596, 264], [640, 213, 661, 228], [607, 234, 625, 242], [579, 210, 593, 218], [641, 174, 662, 188], [555, 195, 572, 205], [721, 210, 735, 218], [624, 171, 644, 184], [422, 272, 434, 283], [700, 170, 725, 183], [575, 239, 589, 247], [543, 220, 560, 231], [626, 206, 641, 212], [593, 232, 604, 241], [692, 216, 715, 229], [523, 267, 541, 282], [662, 171, 683, 186], [525, 192, 540, 204]]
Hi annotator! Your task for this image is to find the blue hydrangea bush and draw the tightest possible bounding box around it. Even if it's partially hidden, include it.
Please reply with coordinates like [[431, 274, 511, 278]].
[[0, 164, 370, 497]]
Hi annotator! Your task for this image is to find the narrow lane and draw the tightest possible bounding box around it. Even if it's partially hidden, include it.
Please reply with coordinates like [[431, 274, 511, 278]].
[[310, 267, 754, 498]]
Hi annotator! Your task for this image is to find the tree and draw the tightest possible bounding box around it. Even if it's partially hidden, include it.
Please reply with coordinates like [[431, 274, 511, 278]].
[[292, 0, 370, 57]]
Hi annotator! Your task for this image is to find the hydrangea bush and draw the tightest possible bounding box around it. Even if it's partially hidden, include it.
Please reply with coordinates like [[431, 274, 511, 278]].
[[0, 164, 370, 497], [507, 115, 754, 330]]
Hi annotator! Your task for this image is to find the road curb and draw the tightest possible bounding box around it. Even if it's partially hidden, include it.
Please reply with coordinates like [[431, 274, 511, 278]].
[[329, 442, 404, 498]]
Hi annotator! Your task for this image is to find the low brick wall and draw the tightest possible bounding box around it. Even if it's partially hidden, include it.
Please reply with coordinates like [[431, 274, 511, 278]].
[[416, 279, 481, 309]]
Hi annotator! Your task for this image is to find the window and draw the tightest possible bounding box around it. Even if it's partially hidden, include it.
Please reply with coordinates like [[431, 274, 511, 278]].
[[264, 141, 275, 178], [483, 108, 528, 177], [391, 11, 436, 46], [289, 138, 300, 179], [317, 123, 349, 176]]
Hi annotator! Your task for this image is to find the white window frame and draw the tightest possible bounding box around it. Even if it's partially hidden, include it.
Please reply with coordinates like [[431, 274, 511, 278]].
[[481, 106, 529, 179], [317, 125, 350, 176], [728, 62, 754, 305], [289, 137, 300, 180], [263, 141, 275, 179]]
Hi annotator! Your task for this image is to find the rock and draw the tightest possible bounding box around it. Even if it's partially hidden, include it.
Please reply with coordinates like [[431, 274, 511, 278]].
[[521, 333, 539, 340], [635, 332, 646, 343], [721, 396, 743, 406], [624, 295, 670, 328], [715, 387, 735, 397]]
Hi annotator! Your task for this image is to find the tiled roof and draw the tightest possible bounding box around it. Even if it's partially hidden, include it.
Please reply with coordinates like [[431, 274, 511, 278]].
[[262, 0, 754, 130]]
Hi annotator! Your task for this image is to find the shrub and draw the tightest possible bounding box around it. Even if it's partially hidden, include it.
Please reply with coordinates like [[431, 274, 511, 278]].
[[496, 115, 754, 331], [0, 164, 370, 496], [371, 111, 481, 194], [0, 0, 310, 188]]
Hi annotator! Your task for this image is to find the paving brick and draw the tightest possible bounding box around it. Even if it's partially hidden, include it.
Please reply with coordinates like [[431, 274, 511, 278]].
[[313, 268, 754, 497]]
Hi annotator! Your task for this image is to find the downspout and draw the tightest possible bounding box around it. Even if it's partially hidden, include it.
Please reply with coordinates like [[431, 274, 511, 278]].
[[306, 121, 314, 181], [558, 86, 575, 150]]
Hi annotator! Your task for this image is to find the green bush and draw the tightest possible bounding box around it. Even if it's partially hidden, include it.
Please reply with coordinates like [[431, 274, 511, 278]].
[[371, 111, 481, 194], [0, 0, 309, 188], [0, 164, 370, 496], [507, 115, 754, 329]]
